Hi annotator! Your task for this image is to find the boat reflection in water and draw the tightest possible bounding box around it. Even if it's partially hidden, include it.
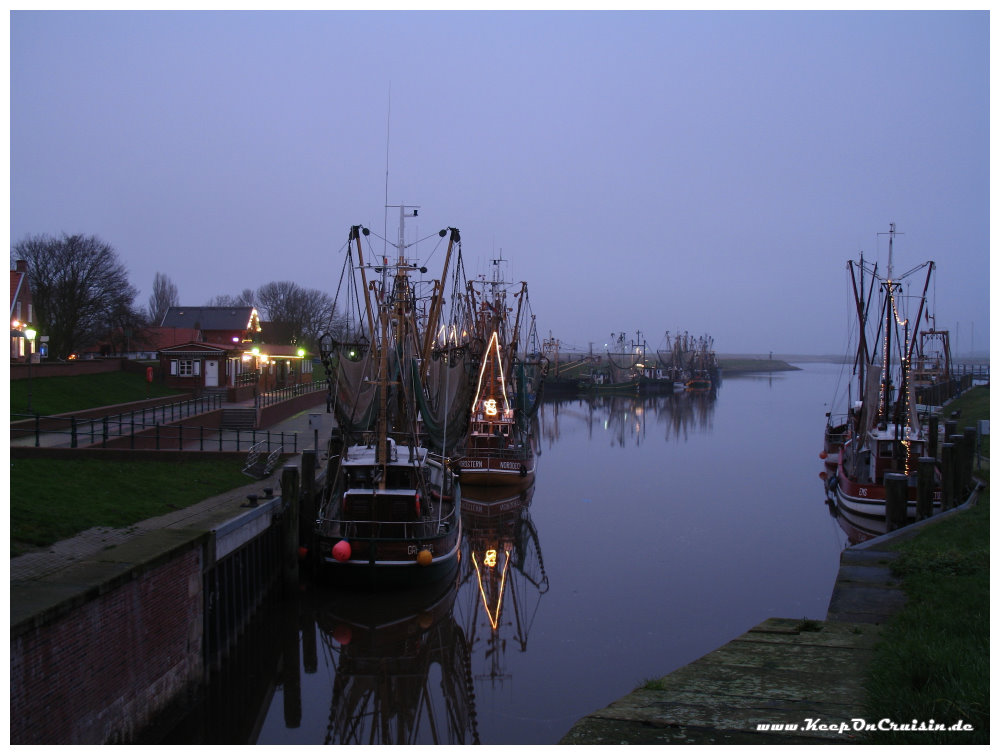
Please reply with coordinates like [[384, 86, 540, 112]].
[[317, 567, 480, 745], [458, 483, 548, 692], [539, 387, 718, 448]]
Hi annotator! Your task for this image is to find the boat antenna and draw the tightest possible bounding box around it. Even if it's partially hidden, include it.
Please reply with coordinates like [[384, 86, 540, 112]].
[[383, 84, 391, 261]]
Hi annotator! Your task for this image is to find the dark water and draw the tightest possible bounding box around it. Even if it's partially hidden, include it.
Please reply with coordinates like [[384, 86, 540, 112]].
[[165, 363, 850, 745]]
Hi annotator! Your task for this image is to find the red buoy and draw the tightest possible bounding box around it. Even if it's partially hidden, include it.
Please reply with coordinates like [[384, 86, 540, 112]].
[[332, 540, 351, 562]]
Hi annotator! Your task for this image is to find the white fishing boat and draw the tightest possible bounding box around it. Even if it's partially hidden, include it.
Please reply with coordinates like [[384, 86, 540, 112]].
[[830, 223, 942, 536]]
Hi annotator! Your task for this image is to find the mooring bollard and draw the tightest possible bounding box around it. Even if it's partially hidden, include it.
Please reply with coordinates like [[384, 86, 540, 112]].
[[884, 472, 908, 532], [917, 457, 935, 520], [940, 443, 955, 510]]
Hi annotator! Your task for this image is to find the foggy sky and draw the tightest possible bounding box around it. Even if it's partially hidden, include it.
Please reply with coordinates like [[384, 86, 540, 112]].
[[9, 10, 991, 356]]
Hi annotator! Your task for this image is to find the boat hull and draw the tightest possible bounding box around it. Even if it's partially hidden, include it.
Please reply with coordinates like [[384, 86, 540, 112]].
[[316, 519, 463, 589], [455, 453, 535, 489], [833, 465, 942, 536]]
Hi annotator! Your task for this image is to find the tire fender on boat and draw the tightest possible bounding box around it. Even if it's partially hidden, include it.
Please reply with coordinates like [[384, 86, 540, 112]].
[[519, 464, 527, 477], [415, 492, 422, 516]]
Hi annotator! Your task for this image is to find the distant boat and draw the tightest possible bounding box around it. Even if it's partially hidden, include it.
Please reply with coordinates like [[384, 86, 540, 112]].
[[656, 330, 719, 392], [829, 224, 942, 536], [580, 331, 643, 393], [314, 211, 463, 587]]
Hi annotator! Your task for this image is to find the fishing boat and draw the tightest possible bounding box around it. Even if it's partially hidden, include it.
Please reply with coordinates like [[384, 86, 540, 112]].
[[580, 331, 643, 393], [314, 209, 463, 587], [453, 257, 547, 489], [656, 331, 719, 392], [830, 224, 942, 536]]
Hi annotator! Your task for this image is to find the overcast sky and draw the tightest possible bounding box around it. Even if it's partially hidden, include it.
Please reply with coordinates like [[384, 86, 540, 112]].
[[9, 10, 990, 356]]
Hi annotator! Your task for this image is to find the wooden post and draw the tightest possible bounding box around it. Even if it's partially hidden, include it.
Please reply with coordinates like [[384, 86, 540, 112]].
[[300, 450, 317, 576], [940, 443, 955, 510], [927, 414, 939, 459], [949, 434, 966, 504], [916, 457, 935, 520], [963, 426, 978, 489], [884, 472, 908, 532], [281, 464, 300, 591], [944, 419, 958, 441]]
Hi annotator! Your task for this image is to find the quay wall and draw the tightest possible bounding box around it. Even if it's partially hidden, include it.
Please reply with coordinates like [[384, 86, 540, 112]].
[[10, 536, 206, 744], [9, 496, 289, 744]]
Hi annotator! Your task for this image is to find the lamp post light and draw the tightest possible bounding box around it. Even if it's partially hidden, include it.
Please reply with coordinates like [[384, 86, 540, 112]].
[[24, 327, 36, 414]]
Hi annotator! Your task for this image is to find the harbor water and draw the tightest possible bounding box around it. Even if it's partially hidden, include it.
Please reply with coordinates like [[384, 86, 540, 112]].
[[161, 362, 850, 745]]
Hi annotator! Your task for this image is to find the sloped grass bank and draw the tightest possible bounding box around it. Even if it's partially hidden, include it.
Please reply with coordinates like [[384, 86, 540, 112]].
[[10, 370, 183, 416], [862, 386, 989, 744], [10, 458, 250, 556]]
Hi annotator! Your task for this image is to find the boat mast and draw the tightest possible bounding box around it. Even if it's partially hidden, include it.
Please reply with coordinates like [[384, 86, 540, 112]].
[[878, 223, 900, 423], [421, 227, 460, 369], [350, 225, 377, 344]]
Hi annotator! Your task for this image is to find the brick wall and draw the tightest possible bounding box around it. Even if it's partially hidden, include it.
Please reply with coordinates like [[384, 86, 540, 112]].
[[10, 547, 205, 744]]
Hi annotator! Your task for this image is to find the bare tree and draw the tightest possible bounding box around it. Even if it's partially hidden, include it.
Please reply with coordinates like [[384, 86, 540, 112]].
[[148, 272, 179, 325], [206, 289, 256, 308], [256, 280, 335, 349], [11, 233, 138, 359]]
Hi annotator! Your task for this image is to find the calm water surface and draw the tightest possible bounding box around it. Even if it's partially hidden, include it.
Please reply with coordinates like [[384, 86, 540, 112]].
[[165, 363, 852, 745]]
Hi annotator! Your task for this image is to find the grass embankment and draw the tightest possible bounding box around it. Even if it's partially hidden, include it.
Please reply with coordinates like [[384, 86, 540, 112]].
[[10, 369, 184, 416], [10, 459, 252, 557], [9, 370, 251, 557], [861, 385, 989, 744]]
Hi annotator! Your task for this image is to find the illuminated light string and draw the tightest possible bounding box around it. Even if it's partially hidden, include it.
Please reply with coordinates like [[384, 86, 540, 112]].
[[470, 330, 511, 415], [885, 281, 917, 477], [472, 549, 511, 631]]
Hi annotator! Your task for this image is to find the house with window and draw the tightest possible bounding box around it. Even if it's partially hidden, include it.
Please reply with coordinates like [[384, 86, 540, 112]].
[[10, 260, 36, 360], [159, 342, 234, 393], [156, 306, 314, 398]]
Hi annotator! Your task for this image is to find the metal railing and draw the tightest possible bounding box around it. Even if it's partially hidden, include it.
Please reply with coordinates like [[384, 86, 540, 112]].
[[255, 380, 327, 408], [10, 416, 298, 453], [10, 392, 300, 453]]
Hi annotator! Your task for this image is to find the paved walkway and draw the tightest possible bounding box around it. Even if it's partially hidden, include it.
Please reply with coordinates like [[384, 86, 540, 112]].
[[9, 401, 336, 584]]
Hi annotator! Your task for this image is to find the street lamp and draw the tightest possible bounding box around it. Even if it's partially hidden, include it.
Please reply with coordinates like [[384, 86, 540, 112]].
[[23, 327, 36, 414]]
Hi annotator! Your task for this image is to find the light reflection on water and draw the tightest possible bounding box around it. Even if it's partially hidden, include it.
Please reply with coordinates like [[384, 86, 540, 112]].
[[165, 363, 851, 745]]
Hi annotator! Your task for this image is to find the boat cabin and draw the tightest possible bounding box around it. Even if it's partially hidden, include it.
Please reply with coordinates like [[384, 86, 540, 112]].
[[859, 424, 925, 484], [469, 404, 516, 449]]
